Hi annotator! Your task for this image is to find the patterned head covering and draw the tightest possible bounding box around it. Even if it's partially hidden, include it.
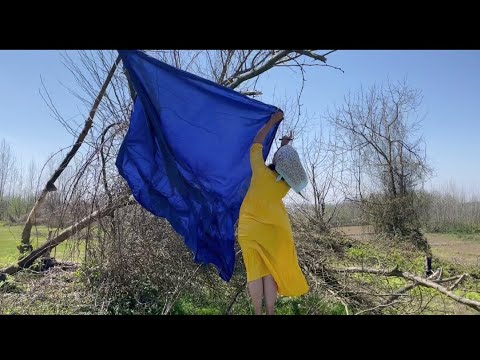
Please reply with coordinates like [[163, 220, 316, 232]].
[[273, 145, 308, 195]]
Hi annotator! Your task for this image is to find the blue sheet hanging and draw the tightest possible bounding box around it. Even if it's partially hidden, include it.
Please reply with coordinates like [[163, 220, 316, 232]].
[[116, 50, 279, 281]]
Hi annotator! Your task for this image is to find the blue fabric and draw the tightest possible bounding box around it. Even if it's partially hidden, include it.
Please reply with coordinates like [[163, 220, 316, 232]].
[[116, 50, 279, 281]]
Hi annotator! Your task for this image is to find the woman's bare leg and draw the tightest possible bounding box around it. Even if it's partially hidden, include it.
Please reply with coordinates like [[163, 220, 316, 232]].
[[263, 275, 278, 315], [248, 278, 264, 315]]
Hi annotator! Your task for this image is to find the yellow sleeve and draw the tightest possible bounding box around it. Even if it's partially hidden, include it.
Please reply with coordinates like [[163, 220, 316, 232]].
[[250, 143, 267, 176]]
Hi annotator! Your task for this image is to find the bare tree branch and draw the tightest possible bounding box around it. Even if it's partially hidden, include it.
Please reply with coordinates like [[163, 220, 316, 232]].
[[19, 55, 122, 252], [222, 50, 340, 90], [239, 90, 263, 97]]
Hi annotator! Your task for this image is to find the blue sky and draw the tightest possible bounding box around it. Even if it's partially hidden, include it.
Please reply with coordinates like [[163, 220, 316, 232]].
[[1, 50, 479, 193]]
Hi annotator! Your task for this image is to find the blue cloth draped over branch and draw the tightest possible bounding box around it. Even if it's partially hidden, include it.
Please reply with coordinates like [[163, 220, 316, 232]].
[[116, 50, 279, 281]]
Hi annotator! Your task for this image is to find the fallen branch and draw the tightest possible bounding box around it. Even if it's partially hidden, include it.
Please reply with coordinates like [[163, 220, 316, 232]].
[[332, 266, 480, 312], [448, 274, 467, 291], [354, 300, 400, 315], [311, 264, 378, 311], [380, 273, 467, 307], [331, 265, 402, 277], [327, 288, 350, 315], [436, 275, 464, 283], [382, 282, 419, 305], [2, 195, 135, 276]]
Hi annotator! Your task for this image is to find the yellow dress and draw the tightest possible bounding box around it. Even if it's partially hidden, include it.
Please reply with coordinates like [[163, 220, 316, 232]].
[[237, 143, 309, 297]]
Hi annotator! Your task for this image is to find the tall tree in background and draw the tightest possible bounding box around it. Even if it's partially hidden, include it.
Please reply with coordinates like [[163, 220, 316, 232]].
[[330, 80, 431, 242]]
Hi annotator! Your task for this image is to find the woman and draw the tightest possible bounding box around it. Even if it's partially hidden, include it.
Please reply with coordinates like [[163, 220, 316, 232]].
[[237, 110, 309, 315]]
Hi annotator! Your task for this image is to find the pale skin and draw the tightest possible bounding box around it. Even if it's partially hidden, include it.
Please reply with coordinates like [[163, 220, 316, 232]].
[[249, 110, 293, 315]]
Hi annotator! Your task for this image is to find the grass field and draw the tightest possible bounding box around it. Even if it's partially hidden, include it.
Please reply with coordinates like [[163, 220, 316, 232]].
[[0, 221, 85, 267], [335, 225, 480, 268], [2, 222, 479, 314]]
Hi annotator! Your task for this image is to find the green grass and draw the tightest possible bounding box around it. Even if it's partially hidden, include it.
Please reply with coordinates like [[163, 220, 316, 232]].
[[276, 296, 346, 315], [172, 296, 223, 315], [427, 224, 480, 236], [0, 222, 85, 267], [346, 243, 426, 274], [428, 228, 480, 242], [169, 294, 347, 315], [454, 233, 480, 242]]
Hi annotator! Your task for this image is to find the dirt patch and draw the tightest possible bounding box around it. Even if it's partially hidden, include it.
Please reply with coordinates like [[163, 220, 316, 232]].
[[333, 225, 374, 242], [424, 233, 480, 268], [335, 225, 480, 267]]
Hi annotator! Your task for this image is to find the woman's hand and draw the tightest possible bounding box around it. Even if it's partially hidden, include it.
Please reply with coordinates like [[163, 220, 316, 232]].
[[280, 130, 294, 146], [253, 110, 284, 144], [269, 110, 284, 124]]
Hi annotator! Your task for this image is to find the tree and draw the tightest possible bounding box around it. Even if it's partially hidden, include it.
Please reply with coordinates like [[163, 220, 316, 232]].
[[287, 123, 346, 232], [0, 139, 15, 200], [330, 80, 431, 241], [0, 139, 16, 220]]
